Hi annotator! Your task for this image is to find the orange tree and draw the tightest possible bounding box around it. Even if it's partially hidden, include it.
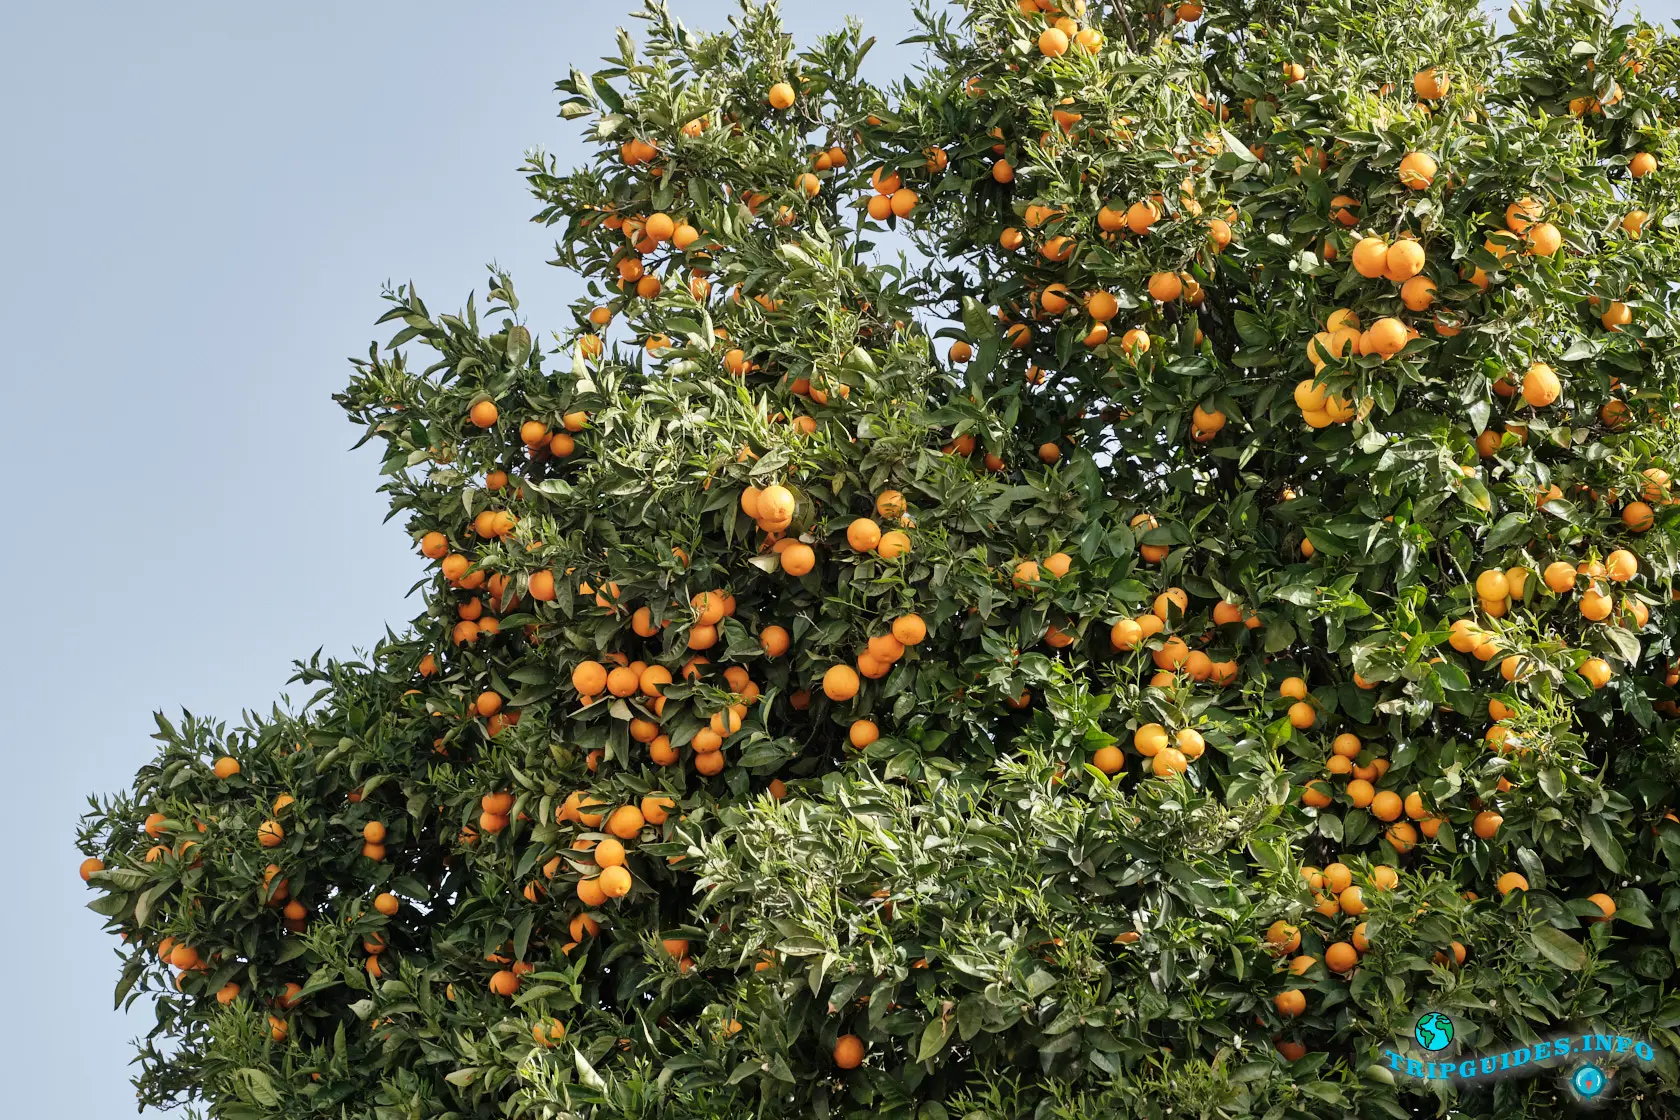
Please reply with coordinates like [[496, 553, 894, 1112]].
[[78, 0, 1680, 1116]]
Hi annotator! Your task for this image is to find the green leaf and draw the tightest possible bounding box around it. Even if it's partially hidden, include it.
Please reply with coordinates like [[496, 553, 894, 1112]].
[[574, 1047, 608, 1091], [232, 1069, 279, 1107], [917, 1017, 952, 1062], [134, 883, 168, 928], [1579, 812, 1626, 873], [1531, 924, 1587, 971]]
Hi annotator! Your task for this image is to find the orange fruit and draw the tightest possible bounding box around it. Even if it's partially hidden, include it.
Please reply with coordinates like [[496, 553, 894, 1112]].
[[1133, 723, 1168, 757], [1265, 921, 1301, 953], [606, 805, 645, 840], [823, 665, 860, 701], [1522, 362, 1561, 407], [1623, 502, 1655, 532], [1543, 561, 1577, 593], [1526, 222, 1561, 256], [599, 865, 633, 898], [877, 530, 911, 558], [1351, 237, 1389, 278], [572, 660, 608, 696], [834, 1034, 865, 1069], [1274, 990, 1306, 1017], [780, 543, 817, 577], [1383, 239, 1424, 281], [1413, 68, 1449, 99], [847, 518, 883, 552], [1397, 151, 1437, 190]]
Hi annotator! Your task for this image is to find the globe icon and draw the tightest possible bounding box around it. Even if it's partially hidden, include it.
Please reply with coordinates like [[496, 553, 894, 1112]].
[[1415, 1012, 1455, 1052]]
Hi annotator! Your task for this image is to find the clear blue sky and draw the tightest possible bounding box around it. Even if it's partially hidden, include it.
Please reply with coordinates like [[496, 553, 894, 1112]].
[[0, 2, 915, 1113], [1, 0, 1674, 1114]]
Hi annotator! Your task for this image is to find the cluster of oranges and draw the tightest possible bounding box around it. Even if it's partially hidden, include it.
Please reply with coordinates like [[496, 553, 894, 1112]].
[[1444, 553, 1644, 707], [471, 792, 683, 998], [1118, 721, 1207, 778], [1029, 2, 1104, 59], [822, 612, 929, 702], [1107, 587, 1254, 690], [1297, 724, 1439, 855], [864, 166, 919, 221], [570, 649, 744, 777]]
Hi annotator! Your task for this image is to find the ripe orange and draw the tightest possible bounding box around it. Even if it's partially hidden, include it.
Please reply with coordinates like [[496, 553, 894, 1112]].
[[1472, 810, 1503, 839], [1365, 317, 1407, 357], [1151, 748, 1188, 777], [599, 865, 633, 898], [834, 1034, 865, 1069], [1124, 200, 1157, 236], [1522, 362, 1561, 406], [780, 543, 817, 577], [847, 518, 883, 552], [572, 660, 608, 696], [1351, 237, 1389, 278], [823, 665, 860, 701], [1325, 941, 1359, 973], [757, 625, 792, 659], [1397, 151, 1437, 189], [891, 614, 927, 644], [1414, 68, 1449, 99], [1525, 222, 1561, 256], [1383, 239, 1424, 281], [606, 805, 645, 840], [1147, 271, 1183, 302], [767, 82, 796, 109]]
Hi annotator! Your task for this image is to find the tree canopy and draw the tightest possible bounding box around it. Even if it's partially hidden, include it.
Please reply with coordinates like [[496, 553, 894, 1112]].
[[78, 0, 1680, 1116]]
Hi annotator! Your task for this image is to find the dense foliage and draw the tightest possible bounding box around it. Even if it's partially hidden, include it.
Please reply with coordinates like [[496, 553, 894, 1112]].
[[79, 0, 1680, 1116]]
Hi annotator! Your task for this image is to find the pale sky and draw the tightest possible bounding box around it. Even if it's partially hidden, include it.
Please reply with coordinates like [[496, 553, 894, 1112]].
[[1, 0, 1673, 1115]]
